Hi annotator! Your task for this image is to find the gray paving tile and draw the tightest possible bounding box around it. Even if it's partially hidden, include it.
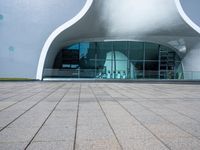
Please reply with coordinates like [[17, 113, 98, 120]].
[[0, 82, 200, 149], [0, 102, 16, 111], [99, 101, 168, 149], [9, 116, 47, 128], [0, 142, 28, 150], [0, 127, 38, 142], [164, 137, 200, 150], [27, 141, 73, 150], [44, 116, 75, 128], [33, 127, 75, 142], [75, 99, 121, 149]]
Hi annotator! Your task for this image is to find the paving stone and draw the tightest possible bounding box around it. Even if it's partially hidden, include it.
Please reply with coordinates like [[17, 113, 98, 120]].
[[9, 116, 46, 128], [0, 142, 28, 150], [0, 82, 200, 149], [0, 102, 16, 111], [0, 127, 38, 142], [99, 101, 168, 149], [164, 137, 200, 150], [27, 141, 73, 150], [44, 116, 75, 128], [75, 138, 121, 150], [76, 98, 121, 149], [33, 127, 75, 142], [121, 138, 168, 150]]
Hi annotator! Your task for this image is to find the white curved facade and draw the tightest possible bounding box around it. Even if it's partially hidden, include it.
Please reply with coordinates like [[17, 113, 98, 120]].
[[36, 0, 200, 80], [0, 0, 200, 80]]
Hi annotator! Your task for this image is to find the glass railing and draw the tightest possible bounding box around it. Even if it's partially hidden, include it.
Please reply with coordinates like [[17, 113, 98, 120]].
[[43, 68, 200, 80], [183, 71, 200, 80]]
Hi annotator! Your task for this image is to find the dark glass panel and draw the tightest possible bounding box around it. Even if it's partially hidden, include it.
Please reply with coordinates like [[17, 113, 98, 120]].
[[129, 42, 144, 60], [96, 42, 112, 59], [130, 61, 144, 79], [145, 61, 159, 79], [145, 43, 159, 60], [49, 41, 183, 79], [113, 41, 128, 59]]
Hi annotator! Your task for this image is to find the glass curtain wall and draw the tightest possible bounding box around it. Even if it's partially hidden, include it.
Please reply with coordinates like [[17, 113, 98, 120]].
[[44, 41, 183, 79]]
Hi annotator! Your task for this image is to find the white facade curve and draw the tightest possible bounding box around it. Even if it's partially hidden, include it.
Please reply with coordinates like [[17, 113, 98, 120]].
[[36, 0, 93, 80], [175, 0, 200, 34], [36, 0, 200, 80], [0, 0, 199, 80]]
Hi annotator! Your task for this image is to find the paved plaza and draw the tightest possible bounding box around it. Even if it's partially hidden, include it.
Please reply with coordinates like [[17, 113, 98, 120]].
[[0, 82, 200, 150]]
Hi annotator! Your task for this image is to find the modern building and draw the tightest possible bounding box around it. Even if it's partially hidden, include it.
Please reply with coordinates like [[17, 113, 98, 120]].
[[0, 0, 200, 80]]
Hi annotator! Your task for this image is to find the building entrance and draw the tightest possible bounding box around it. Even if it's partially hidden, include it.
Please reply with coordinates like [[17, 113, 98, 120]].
[[43, 41, 183, 80]]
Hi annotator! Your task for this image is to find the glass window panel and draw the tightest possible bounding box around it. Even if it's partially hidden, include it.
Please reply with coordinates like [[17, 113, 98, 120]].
[[86, 42, 96, 59], [79, 42, 89, 58], [145, 61, 159, 79], [50, 41, 183, 80], [145, 61, 158, 71], [115, 60, 128, 79], [145, 43, 159, 60], [79, 58, 95, 69], [129, 42, 144, 60], [130, 61, 144, 79], [96, 42, 112, 59], [96, 59, 112, 79], [79, 59, 96, 78], [113, 41, 128, 58], [66, 43, 79, 50]]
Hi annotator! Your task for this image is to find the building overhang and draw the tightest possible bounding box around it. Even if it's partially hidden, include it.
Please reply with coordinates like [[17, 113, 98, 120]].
[[36, 0, 200, 80]]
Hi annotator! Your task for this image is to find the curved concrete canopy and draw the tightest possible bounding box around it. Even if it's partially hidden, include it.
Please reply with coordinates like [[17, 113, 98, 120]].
[[36, 0, 200, 80]]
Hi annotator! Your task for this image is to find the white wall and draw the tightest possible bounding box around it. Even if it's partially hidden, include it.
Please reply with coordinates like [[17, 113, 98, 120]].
[[0, 0, 86, 78], [0, 0, 200, 79], [182, 42, 200, 79]]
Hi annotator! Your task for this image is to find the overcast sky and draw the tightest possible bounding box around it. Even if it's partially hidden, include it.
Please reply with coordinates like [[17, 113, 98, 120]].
[[181, 0, 200, 26]]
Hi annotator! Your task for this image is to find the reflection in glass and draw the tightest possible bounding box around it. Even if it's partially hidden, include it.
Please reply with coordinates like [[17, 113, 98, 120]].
[[47, 41, 183, 79]]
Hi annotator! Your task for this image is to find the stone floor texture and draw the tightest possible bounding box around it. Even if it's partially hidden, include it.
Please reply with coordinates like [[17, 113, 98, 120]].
[[0, 82, 200, 150]]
